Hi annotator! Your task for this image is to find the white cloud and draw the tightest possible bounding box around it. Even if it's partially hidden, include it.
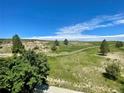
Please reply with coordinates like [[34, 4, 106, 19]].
[[26, 14, 124, 41], [114, 19, 124, 24], [56, 14, 124, 36], [26, 34, 124, 41]]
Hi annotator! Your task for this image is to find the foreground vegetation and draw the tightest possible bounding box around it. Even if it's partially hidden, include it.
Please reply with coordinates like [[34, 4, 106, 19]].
[[0, 35, 49, 93], [0, 36, 124, 93]]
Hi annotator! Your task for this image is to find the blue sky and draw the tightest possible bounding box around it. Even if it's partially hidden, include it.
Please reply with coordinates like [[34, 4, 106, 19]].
[[0, 0, 124, 40]]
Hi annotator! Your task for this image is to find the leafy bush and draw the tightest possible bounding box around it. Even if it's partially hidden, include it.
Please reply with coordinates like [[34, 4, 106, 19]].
[[0, 50, 49, 93], [0, 35, 49, 93]]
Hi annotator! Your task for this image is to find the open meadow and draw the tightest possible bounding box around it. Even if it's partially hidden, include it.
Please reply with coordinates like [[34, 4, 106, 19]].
[[0, 39, 124, 93]]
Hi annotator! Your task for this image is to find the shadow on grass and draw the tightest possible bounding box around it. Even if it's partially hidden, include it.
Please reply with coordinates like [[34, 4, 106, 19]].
[[97, 52, 107, 56], [34, 83, 49, 93], [102, 73, 116, 81]]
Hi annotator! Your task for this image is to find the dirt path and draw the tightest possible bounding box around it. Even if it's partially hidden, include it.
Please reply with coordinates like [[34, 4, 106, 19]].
[[0, 46, 99, 57], [0, 53, 12, 57], [47, 46, 99, 57], [45, 86, 84, 93]]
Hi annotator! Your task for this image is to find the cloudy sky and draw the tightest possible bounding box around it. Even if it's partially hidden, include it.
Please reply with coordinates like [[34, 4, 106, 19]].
[[0, 0, 124, 41]]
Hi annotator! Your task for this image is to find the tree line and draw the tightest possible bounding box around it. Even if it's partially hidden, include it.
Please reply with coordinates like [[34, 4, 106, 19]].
[[51, 39, 69, 52]]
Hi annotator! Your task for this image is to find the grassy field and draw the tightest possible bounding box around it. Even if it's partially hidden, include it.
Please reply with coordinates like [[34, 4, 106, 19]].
[[47, 41, 124, 93], [0, 40, 124, 93]]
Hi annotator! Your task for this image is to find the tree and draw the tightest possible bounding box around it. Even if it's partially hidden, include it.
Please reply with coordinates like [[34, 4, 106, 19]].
[[54, 40, 59, 46], [115, 41, 123, 48], [105, 59, 120, 80], [100, 39, 109, 56], [0, 40, 2, 49], [12, 34, 24, 54], [0, 50, 49, 93], [0, 40, 2, 44], [64, 39, 69, 45]]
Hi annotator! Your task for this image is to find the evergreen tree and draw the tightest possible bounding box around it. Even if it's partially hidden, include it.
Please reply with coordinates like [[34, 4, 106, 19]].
[[115, 41, 123, 48], [64, 39, 69, 45], [0, 40, 2, 44], [0, 41, 2, 49], [12, 34, 24, 54], [100, 39, 109, 56], [54, 40, 59, 46]]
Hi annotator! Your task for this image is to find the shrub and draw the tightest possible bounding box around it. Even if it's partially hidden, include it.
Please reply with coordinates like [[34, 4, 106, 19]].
[[0, 50, 49, 93], [51, 45, 57, 52], [104, 59, 120, 80], [0, 46, 2, 49], [33, 46, 39, 50], [115, 41, 123, 48], [0, 35, 49, 93]]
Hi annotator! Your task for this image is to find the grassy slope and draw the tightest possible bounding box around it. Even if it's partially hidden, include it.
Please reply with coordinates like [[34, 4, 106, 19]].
[[48, 42, 123, 93], [0, 40, 123, 92]]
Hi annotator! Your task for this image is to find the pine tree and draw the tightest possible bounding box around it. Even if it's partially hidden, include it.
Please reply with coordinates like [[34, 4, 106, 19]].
[[64, 39, 69, 45], [0, 40, 2, 49], [54, 40, 59, 46], [100, 39, 109, 56], [115, 41, 123, 48], [12, 34, 24, 54]]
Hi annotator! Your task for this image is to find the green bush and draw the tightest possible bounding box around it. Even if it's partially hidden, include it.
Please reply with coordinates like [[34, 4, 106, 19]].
[[51, 45, 57, 52], [33, 46, 39, 50], [0, 50, 49, 93], [115, 41, 123, 48], [0, 46, 2, 49], [0, 35, 49, 93], [105, 59, 120, 80]]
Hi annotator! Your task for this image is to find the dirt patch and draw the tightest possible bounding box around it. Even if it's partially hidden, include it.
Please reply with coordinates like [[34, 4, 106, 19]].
[[105, 52, 124, 64], [45, 86, 84, 93]]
